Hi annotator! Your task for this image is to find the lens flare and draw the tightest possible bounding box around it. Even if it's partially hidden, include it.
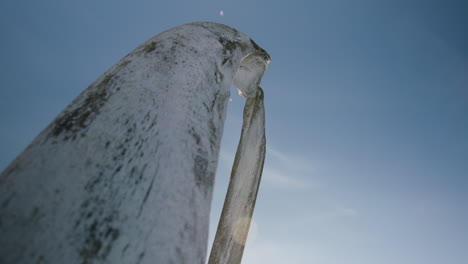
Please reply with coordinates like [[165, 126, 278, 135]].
[[219, 10, 224, 16], [231, 217, 259, 245]]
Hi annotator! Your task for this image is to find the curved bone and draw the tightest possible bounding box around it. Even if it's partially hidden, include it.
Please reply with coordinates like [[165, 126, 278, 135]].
[[209, 88, 266, 264], [0, 22, 269, 264]]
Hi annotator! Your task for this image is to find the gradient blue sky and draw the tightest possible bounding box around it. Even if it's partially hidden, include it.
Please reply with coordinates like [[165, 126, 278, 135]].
[[1, 0, 467, 263]]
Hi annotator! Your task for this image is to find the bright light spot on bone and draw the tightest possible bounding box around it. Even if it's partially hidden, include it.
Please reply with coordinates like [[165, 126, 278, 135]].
[[219, 10, 224, 16], [231, 217, 259, 245]]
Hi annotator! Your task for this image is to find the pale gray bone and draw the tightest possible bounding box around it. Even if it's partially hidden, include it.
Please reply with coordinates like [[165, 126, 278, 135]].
[[209, 88, 266, 264], [0, 22, 269, 264]]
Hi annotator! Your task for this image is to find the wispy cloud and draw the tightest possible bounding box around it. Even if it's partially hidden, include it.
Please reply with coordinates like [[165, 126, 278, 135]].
[[218, 146, 316, 191], [262, 145, 316, 190], [266, 146, 315, 174], [320, 206, 358, 218], [242, 240, 323, 264], [262, 167, 307, 190]]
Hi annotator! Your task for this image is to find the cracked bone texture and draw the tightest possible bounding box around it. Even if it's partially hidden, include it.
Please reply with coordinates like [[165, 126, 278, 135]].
[[0, 22, 269, 264]]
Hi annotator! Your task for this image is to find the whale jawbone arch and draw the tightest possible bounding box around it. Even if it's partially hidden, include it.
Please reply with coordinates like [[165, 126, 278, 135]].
[[0, 22, 269, 264]]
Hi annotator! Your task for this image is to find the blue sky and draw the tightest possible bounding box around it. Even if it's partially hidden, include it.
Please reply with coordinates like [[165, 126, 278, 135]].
[[1, 0, 467, 263]]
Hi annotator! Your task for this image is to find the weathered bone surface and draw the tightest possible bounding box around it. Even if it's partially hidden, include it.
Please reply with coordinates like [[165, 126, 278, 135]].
[[0, 22, 269, 264], [209, 88, 266, 264]]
